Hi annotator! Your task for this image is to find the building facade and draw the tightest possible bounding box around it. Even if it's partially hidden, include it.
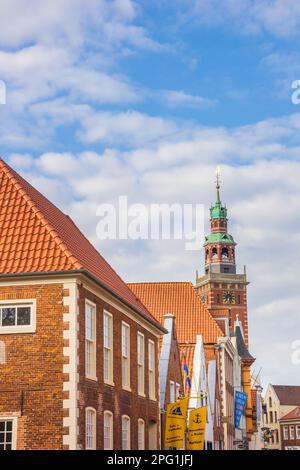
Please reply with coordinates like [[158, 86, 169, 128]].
[[158, 314, 183, 449], [263, 384, 300, 450], [279, 406, 300, 450], [0, 159, 165, 450]]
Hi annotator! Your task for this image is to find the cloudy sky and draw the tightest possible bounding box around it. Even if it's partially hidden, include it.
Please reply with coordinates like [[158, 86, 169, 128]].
[[0, 0, 300, 389]]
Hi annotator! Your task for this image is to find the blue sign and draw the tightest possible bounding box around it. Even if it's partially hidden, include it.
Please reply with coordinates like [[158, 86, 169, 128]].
[[234, 391, 248, 428]]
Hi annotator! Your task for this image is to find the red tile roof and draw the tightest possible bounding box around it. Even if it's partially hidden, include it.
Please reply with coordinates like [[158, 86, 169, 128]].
[[273, 385, 300, 406], [280, 406, 300, 421], [0, 159, 163, 331], [128, 282, 224, 375]]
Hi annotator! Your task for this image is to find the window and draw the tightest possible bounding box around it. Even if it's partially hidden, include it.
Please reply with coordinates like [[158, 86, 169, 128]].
[[0, 301, 35, 334], [85, 408, 96, 450], [296, 425, 300, 439], [169, 380, 175, 403], [283, 426, 289, 440], [122, 415, 130, 450], [137, 333, 145, 395], [0, 418, 16, 450], [269, 411, 273, 423], [122, 323, 130, 389], [138, 419, 145, 450], [104, 411, 113, 450], [221, 247, 228, 259], [176, 382, 181, 401], [269, 396, 272, 408], [290, 426, 295, 440], [103, 311, 113, 384], [85, 301, 96, 379], [274, 411, 277, 423], [148, 340, 156, 400]]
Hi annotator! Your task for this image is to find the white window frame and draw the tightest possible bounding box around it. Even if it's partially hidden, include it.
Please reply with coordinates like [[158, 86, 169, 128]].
[[169, 380, 175, 403], [103, 311, 113, 385], [0, 299, 36, 334], [138, 418, 145, 450], [137, 332, 145, 396], [85, 300, 97, 380], [0, 416, 17, 450], [122, 322, 130, 390], [85, 407, 96, 450], [290, 425, 295, 440], [148, 339, 156, 400], [283, 426, 289, 440], [121, 415, 131, 450], [296, 425, 300, 440], [103, 411, 113, 450]]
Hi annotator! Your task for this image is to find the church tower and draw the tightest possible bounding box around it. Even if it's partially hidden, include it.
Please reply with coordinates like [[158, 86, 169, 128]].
[[195, 168, 249, 345]]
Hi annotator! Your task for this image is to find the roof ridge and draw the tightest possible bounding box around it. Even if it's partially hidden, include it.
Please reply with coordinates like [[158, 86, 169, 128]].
[[0, 159, 82, 270], [128, 281, 192, 285]]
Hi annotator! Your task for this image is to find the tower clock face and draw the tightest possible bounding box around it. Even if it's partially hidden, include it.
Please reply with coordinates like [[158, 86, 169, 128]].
[[223, 290, 235, 304]]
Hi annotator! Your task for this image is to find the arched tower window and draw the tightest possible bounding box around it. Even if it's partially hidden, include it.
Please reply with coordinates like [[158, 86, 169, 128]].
[[212, 247, 218, 259], [206, 249, 209, 262], [221, 247, 228, 259]]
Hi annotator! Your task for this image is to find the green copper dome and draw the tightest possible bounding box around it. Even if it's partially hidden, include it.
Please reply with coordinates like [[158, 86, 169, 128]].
[[204, 232, 235, 246], [210, 201, 227, 219]]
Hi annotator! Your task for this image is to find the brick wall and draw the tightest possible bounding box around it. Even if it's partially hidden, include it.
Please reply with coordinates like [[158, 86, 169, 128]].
[[77, 284, 160, 450], [0, 283, 65, 450]]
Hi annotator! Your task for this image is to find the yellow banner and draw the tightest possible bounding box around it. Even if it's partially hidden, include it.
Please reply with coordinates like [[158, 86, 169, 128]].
[[164, 397, 188, 448], [187, 406, 207, 450]]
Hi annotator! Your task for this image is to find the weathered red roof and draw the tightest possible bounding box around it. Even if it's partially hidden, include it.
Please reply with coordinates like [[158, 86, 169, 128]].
[[273, 385, 300, 406], [280, 406, 300, 421], [128, 281, 224, 375], [0, 159, 163, 331]]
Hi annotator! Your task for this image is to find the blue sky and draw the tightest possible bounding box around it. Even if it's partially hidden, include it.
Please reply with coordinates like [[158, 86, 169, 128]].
[[1, 0, 300, 388]]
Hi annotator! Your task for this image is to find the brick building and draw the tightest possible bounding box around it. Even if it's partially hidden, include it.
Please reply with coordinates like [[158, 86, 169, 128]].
[[279, 406, 300, 450], [128, 281, 224, 449], [263, 384, 300, 450], [0, 159, 165, 450]]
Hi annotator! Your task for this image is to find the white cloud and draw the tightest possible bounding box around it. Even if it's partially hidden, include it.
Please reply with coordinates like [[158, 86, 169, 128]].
[[78, 110, 178, 146], [178, 0, 300, 38], [160, 89, 217, 108]]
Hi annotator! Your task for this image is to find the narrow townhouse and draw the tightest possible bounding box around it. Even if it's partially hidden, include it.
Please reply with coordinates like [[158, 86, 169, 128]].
[[157, 314, 183, 449], [0, 159, 166, 450]]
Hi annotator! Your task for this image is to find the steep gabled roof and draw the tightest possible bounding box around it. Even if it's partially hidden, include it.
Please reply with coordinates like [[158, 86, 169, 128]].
[[273, 385, 300, 406], [128, 281, 224, 345], [0, 159, 163, 331], [234, 324, 255, 363], [280, 406, 300, 421]]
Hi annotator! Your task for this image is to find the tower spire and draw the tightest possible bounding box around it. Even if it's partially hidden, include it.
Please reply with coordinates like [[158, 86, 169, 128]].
[[215, 165, 221, 204]]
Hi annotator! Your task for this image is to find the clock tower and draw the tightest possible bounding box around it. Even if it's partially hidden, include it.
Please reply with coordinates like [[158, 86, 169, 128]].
[[195, 169, 249, 345]]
